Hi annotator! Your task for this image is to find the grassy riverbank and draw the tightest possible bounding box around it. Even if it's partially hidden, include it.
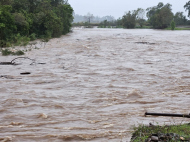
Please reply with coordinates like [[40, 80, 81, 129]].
[[165, 27, 190, 30], [131, 123, 190, 141]]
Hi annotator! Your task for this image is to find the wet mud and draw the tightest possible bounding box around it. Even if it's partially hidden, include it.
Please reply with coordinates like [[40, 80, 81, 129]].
[[0, 28, 190, 142]]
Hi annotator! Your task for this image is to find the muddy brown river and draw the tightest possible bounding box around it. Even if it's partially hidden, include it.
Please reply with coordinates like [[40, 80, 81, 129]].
[[0, 28, 190, 142]]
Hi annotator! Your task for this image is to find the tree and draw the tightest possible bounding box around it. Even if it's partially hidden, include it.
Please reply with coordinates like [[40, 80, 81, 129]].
[[116, 18, 122, 27], [29, 0, 73, 37], [184, 1, 190, 17], [28, 0, 40, 13], [12, 0, 29, 12], [84, 13, 94, 24], [170, 20, 175, 30], [55, 4, 73, 34], [0, 5, 16, 46], [0, 0, 73, 47], [0, 0, 13, 5], [174, 12, 187, 25], [13, 12, 29, 35], [136, 8, 146, 27], [146, 2, 173, 29], [50, 0, 64, 7], [122, 11, 137, 28]]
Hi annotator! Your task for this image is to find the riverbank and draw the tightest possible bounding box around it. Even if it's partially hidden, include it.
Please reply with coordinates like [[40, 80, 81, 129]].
[[72, 24, 190, 30], [131, 123, 190, 141], [1, 25, 190, 56], [0, 39, 50, 56]]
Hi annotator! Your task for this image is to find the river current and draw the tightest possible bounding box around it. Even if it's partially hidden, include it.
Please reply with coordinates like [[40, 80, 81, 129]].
[[0, 28, 190, 142]]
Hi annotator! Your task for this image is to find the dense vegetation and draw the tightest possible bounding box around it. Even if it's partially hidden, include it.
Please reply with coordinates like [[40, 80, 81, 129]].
[[73, 1, 190, 30], [122, 2, 190, 29], [0, 0, 73, 47], [146, 3, 173, 29]]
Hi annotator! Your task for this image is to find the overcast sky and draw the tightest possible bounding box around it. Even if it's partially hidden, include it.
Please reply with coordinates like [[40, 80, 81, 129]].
[[68, 0, 188, 18]]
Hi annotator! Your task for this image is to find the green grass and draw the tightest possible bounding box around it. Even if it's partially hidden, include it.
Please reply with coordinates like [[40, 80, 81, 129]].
[[131, 123, 190, 142], [135, 26, 152, 29], [165, 27, 190, 30]]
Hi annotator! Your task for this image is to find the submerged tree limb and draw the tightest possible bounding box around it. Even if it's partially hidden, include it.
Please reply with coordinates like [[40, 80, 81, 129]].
[[0, 62, 13, 65], [10, 57, 35, 65], [0, 57, 35, 65]]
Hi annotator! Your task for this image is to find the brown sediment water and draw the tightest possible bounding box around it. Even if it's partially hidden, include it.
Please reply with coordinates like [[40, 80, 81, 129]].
[[0, 28, 190, 142]]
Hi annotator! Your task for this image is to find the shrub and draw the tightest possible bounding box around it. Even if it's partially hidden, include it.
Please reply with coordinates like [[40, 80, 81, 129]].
[[29, 33, 36, 41], [170, 20, 176, 30], [12, 34, 30, 46], [2, 49, 12, 56], [131, 123, 190, 142], [1, 49, 24, 56], [21, 36, 30, 46], [6, 42, 12, 47], [14, 50, 24, 55]]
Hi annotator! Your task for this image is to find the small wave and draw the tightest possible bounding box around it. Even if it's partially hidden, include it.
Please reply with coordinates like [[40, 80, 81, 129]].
[[38, 113, 48, 119], [127, 90, 142, 99], [0, 136, 12, 142]]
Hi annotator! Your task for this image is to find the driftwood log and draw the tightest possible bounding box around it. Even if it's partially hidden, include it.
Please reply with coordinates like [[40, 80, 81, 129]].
[[20, 72, 31, 75], [145, 112, 190, 118], [135, 42, 156, 45], [0, 62, 13, 65]]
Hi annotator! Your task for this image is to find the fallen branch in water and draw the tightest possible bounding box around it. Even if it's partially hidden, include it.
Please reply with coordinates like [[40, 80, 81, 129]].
[[0, 57, 35, 65], [11, 57, 35, 65], [135, 42, 156, 45], [0, 57, 46, 65], [0, 62, 13, 65], [20, 72, 31, 75]]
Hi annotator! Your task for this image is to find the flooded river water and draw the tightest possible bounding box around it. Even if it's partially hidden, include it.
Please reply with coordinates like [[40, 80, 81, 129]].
[[0, 28, 190, 142]]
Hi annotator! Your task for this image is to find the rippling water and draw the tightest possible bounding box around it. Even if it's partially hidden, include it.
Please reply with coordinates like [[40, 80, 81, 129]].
[[0, 28, 190, 142]]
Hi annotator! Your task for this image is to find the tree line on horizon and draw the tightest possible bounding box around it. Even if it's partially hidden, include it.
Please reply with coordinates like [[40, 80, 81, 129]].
[[73, 13, 115, 23], [73, 1, 190, 29], [0, 0, 73, 47]]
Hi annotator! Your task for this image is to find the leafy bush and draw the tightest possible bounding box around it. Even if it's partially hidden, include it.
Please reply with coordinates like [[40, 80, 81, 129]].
[[12, 34, 30, 46], [29, 33, 36, 41], [6, 42, 12, 47], [1, 49, 13, 56], [21, 36, 30, 46], [170, 20, 176, 30], [14, 50, 24, 55], [1, 48, 24, 56]]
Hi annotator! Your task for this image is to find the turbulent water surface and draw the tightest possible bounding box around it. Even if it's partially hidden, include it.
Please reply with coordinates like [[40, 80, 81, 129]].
[[0, 28, 190, 142]]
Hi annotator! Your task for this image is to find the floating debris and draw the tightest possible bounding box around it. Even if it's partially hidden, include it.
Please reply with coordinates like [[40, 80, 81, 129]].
[[0, 75, 15, 79], [39, 113, 48, 119], [20, 72, 31, 75], [0, 57, 35, 65], [135, 42, 156, 45]]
